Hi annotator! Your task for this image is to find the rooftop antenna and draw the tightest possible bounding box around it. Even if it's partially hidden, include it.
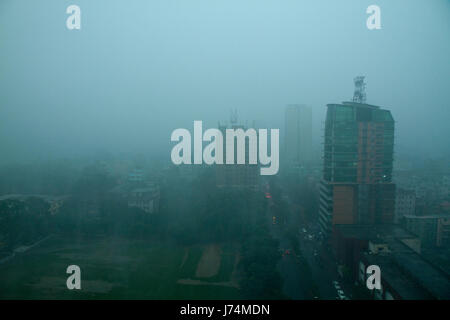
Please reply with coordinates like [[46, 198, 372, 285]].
[[230, 108, 238, 125], [352, 76, 367, 104]]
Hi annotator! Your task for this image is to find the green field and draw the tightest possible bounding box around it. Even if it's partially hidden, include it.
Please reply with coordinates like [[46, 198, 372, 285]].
[[0, 235, 241, 299]]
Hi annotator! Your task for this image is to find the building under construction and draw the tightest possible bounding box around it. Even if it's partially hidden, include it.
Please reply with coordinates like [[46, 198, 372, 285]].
[[319, 77, 396, 237], [215, 110, 259, 189]]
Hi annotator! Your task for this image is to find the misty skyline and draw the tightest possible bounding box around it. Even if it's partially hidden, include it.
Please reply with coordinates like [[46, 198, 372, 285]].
[[1, 0, 449, 164]]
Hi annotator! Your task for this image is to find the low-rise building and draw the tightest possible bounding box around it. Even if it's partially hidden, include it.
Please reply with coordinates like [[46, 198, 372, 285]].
[[359, 240, 450, 300], [333, 224, 450, 300], [127, 184, 160, 214], [395, 188, 416, 222], [404, 214, 450, 248], [110, 181, 160, 214], [0, 194, 69, 215]]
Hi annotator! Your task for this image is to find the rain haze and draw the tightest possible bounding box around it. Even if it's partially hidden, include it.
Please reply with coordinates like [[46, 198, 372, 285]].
[[0, 0, 449, 302], [1, 0, 449, 162]]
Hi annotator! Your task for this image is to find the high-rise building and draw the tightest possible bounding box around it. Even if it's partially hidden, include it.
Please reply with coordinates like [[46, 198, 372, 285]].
[[284, 104, 312, 170], [319, 99, 396, 237]]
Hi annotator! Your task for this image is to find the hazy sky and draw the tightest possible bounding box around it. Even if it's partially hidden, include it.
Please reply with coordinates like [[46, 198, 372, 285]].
[[1, 0, 449, 164]]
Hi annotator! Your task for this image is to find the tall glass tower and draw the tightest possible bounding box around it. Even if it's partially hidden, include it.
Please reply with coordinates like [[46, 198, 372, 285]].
[[319, 101, 396, 237]]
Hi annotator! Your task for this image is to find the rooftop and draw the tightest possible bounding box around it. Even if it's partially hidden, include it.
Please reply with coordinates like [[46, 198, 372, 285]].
[[393, 249, 450, 299], [335, 224, 417, 242], [404, 214, 450, 219], [338, 224, 450, 299], [342, 101, 381, 109], [0, 194, 69, 202], [363, 252, 434, 300]]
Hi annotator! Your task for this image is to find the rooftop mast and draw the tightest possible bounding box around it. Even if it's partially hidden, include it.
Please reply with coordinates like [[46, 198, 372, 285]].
[[352, 76, 367, 104], [230, 108, 238, 125]]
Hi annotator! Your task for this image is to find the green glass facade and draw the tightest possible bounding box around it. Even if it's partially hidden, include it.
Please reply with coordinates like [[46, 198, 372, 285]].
[[319, 102, 396, 236], [323, 102, 394, 184]]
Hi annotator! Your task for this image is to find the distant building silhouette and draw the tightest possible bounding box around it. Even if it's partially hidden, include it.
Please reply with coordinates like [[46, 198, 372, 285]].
[[284, 104, 312, 171]]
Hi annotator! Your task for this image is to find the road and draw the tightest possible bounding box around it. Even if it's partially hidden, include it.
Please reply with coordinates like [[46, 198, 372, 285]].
[[271, 223, 308, 299], [267, 181, 347, 300], [297, 226, 340, 299]]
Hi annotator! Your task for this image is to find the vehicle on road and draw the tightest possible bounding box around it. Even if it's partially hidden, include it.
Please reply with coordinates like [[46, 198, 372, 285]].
[[333, 281, 342, 291], [337, 290, 346, 300]]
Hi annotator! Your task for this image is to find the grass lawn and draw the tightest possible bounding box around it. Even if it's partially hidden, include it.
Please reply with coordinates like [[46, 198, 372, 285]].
[[0, 235, 241, 299]]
